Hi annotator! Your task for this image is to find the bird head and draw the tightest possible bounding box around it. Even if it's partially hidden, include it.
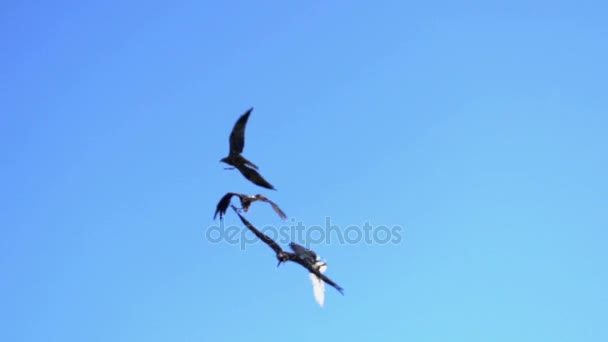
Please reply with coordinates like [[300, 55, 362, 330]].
[[276, 252, 290, 268], [219, 157, 229, 163]]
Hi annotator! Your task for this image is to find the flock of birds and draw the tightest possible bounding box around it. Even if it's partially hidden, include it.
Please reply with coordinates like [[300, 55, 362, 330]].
[[214, 107, 344, 307]]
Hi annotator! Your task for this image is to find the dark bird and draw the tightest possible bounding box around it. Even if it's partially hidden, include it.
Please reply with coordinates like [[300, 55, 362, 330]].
[[214, 192, 287, 221], [231, 205, 343, 306], [220, 107, 276, 190]]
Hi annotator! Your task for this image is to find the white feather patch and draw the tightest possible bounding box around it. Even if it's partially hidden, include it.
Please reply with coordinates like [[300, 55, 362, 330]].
[[309, 261, 328, 307], [309, 273, 325, 307]]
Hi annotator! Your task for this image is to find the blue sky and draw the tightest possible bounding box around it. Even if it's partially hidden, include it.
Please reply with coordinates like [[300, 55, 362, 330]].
[[1, 1, 607, 341]]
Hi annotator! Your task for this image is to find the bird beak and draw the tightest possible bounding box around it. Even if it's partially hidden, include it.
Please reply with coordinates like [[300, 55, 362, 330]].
[[276, 260, 282, 268]]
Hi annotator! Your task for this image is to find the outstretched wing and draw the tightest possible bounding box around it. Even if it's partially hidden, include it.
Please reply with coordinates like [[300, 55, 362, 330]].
[[236, 164, 276, 190], [229, 107, 253, 155], [231, 205, 283, 256], [290, 252, 344, 295], [309, 273, 325, 307], [315, 271, 344, 295], [214, 192, 237, 220], [259, 196, 287, 220]]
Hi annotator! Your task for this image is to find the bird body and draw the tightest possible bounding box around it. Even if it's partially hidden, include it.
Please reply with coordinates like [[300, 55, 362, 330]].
[[289, 242, 320, 265], [220, 154, 258, 170]]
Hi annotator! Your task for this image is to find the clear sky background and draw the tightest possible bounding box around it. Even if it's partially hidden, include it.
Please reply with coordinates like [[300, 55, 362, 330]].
[[1, 1, 607, 341]]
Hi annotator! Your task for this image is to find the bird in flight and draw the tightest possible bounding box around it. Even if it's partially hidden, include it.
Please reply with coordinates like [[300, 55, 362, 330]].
[[231, 205, 343, 307], [220, 107, 276, 190], [214, 192, 287, 221]]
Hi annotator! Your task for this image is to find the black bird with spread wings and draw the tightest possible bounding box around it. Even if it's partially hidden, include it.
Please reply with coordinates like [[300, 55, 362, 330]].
[[231, 205, 344, 307], [220, 108, 276, 190], [214, 192, 287, 221]]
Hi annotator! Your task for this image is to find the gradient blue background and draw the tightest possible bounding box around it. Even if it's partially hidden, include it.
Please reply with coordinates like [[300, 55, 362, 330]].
[[2, 1, 607, 341]]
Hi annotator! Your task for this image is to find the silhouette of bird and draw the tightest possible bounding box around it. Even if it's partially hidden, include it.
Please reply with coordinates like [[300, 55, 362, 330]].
[[220, 107, 275, 190], [214, 192, 287, 221], [231, 206, 343, 306]]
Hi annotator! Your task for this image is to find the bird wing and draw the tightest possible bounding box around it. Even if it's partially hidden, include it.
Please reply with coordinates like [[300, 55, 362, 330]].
[[236, 164, 276, 190], [259, 197, 287, 220], [231, 205, 284, 255], [289, 255, 344, 296], [315, 271, 344, 295], [213, 192, 237, 220], [229, 107, 253, 155], [309, 273, 325, 307]]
